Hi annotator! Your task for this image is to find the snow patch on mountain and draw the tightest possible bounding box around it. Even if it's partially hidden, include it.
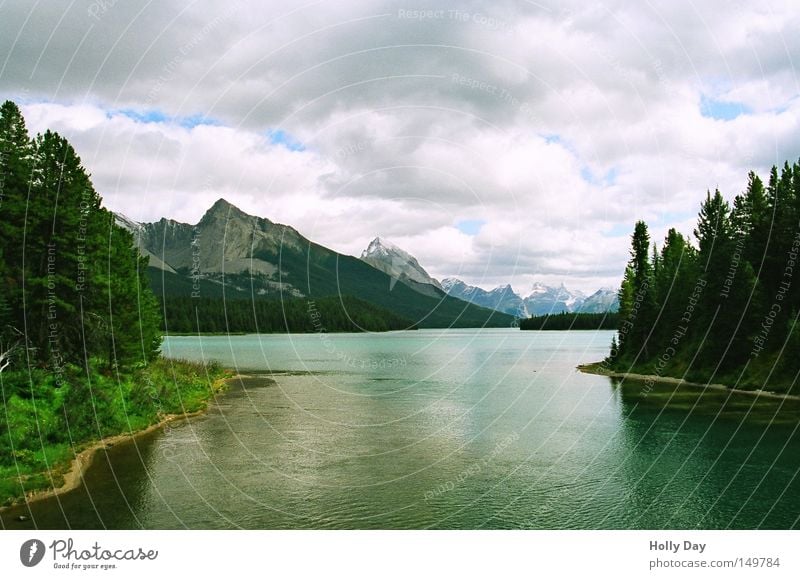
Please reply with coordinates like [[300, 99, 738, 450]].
[[360, 237, 443, 291], [443, 278, 618, 317]]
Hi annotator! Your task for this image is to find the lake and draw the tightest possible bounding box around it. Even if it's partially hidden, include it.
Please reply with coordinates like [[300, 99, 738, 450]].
[[3, 329, 800, 529]]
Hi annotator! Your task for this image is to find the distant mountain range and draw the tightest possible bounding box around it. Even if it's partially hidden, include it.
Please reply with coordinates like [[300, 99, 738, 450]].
[[358, 236, 619, 317], [116, 200, 514, 329], [442, 278, 618, 317], [116, 200, 617, 329], [440, 279, 527, 317]]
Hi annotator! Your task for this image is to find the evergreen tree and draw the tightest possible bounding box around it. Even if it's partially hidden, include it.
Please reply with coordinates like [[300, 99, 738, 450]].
[[731, 172, 765, 243], [0, 101, 33, 343], [0, 101, 163, 374], [616, 221, 655, 360], [695, 190, 732, 273], [616, 265, 635, 356], [762, 163, 796, 300], [96, 215, 162, 370], [610, 166, 800, 392], [693, 190, 737, 359], [652, 228, 696, 348]]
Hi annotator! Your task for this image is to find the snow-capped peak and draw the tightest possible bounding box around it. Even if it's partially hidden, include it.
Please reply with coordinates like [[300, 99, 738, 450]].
[[360, 237, 442, 291], [361, 237, 411, 261], [114, 212, 141, 232], [529, 282, 549, 295]]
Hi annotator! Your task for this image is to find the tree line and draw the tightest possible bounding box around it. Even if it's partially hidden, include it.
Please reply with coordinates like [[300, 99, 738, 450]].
[[0, 102, 233, 504], [160, 295, 414, 333], [611, 161, 800, 393], [0, 100, 162, 375], [520, 312, 619, 331]]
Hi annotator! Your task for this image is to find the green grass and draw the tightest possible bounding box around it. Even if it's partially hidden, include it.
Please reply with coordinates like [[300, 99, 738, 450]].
[[0, 357, 230, 506], [611, 342, 799, 396]]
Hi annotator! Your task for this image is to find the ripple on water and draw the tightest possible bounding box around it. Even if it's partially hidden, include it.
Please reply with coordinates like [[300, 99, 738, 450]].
[[7, 331, 799, 529]]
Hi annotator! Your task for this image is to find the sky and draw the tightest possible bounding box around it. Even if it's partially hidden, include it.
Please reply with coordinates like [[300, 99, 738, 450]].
[[1, 0, 798, 294]]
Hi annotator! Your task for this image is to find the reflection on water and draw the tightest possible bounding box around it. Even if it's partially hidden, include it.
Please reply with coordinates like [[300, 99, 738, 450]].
[[2, 330, 799, 529], [1, 427, 161, 529], [612, 378, 800, 529], [613, 376, 800, 425]]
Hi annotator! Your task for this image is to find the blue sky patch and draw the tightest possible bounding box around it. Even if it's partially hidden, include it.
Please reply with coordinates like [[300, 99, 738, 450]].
[[115, 108, 169, 123], [542, 133, 579, 156], [456, 219, 486, 235], [700, 95, 751, 120], [113, 107, 218, 128], [177, 113, 220, 128], [581, 166, 618, 186], [267, 128, 306, 152]]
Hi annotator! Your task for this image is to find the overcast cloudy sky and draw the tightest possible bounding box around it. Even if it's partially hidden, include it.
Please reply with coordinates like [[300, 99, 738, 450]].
[[1, 0, 798, 293]]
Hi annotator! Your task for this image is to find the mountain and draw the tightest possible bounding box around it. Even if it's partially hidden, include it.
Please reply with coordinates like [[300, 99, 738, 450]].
[[125, 199, 514, 329], [441, 278, 527, 317], [138, 199, 302, 276], [360, 237, 442, 297], [523, 282, 585, 316], [577, 288, 619, 313], [114, 213, 177, 274], [442, 278, 618, 317]]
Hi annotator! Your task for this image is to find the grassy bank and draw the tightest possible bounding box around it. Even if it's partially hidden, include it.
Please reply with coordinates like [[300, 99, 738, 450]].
[[578, 359, 800, 400], [0, 357, 230, 507]]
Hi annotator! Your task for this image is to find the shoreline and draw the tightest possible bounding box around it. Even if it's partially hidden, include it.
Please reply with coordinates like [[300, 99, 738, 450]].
[[0, 373, 240, 514], [577, 362, 800, 402]]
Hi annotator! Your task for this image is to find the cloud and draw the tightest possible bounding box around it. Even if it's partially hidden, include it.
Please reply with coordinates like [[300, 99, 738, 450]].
[[2, 0, 799, 293]]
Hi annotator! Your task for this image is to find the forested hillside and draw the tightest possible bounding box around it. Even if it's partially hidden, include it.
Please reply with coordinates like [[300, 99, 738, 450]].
[[0, 101, 225, 505], [0, 101, 161, 371], [610, 162, 800, 393], [135, 201, 516, 330], [161, 295, 414, 333]]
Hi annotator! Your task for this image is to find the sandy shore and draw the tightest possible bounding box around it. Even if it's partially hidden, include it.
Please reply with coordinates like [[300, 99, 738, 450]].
[[0, 374, 241, 514], [577, 362, 800, 402]]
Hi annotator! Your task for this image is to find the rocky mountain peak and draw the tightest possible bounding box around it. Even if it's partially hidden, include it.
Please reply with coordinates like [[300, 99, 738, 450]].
[[360, 237, 442, 291], [443, 278, 618, 316], [114, 212, 141, 232], [200, 197, 252, 224], [362, 237, 407, 260]]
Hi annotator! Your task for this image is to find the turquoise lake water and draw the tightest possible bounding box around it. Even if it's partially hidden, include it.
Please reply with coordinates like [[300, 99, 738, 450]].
[[3, 329, 799, 529]]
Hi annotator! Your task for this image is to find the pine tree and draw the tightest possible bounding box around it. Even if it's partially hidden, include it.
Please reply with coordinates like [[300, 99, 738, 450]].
[[692, 190, 736, 361], [0, 102, 163, 373], [652, 228, 696, 349], [695, 190, 732, 272], [0, 101, 34, 345], [760, 164, 794, 297], [616, 265, 635, 357], [615, 221, 655, 361], [21, 130, 104, 364], [94, 215, 162, 370]]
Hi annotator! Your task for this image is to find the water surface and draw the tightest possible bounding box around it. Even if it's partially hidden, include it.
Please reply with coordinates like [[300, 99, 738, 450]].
[[3, 329, 799, 529]]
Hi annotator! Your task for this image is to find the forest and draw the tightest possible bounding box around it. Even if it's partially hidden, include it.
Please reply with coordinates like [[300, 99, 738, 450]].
[[611, 161, 800, 393], [0, 100, 225, 505], [0, 100, 419, 504], [160, 295, 414, 333], [520, 312, 619, 331]]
